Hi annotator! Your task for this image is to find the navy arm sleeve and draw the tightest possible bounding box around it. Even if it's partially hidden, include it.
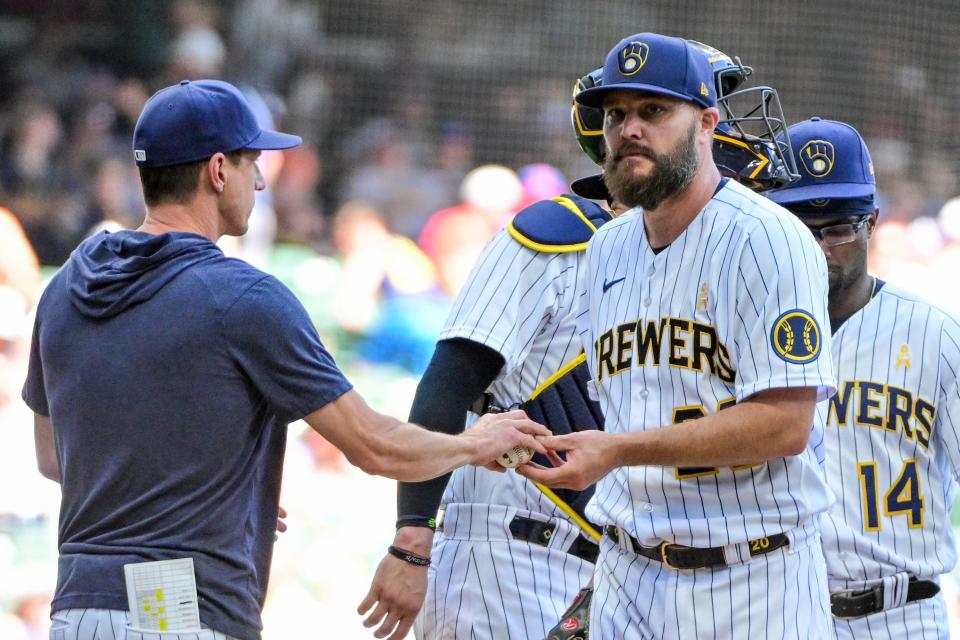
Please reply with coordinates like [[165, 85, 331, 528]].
[[396, 337, 505, 528]]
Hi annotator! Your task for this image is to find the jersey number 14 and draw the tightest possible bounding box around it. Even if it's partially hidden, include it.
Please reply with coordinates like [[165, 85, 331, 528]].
[[857, 460, 925, 531]]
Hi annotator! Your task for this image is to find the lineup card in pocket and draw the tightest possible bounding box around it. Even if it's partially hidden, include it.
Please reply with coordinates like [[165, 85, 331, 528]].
[[123, 558, 202, 632]]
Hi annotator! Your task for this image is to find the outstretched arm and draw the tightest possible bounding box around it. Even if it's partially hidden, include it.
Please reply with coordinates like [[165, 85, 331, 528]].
[[304, 387, 542, 483]]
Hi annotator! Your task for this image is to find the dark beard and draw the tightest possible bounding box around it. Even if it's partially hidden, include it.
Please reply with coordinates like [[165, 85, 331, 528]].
[[602, 121, 700, 211]]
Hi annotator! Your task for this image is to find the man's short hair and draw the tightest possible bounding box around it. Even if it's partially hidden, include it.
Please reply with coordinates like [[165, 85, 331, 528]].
[[138, 149, 246, 207]]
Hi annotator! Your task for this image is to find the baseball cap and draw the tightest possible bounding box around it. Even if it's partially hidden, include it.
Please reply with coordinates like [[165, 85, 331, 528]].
[[767, 117, 875, 206], [570, 173, 611, 201], [133, 79, 301, 167], [576, 33, 716, 110]]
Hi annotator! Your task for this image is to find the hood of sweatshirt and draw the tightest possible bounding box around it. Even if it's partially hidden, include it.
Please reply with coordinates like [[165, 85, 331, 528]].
[[67, 230, 223, 319]]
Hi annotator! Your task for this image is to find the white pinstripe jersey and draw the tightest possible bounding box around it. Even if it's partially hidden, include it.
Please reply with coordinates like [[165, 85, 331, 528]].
[[577, 179, 836, 547], [820, 282, 960, 585], [438, 227, 588, 519]]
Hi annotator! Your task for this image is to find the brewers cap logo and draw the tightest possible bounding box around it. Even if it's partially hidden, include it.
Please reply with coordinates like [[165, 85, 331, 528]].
[[770, 309, 821, 363], [799, 139, 835, 178], [700, 82, 709, 97], [619, 42, 649, 76]]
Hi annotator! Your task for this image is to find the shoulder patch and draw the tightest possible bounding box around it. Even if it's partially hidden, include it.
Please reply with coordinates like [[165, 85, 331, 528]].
[[770, 309, 822, 363], [507, 195, 612, 253]]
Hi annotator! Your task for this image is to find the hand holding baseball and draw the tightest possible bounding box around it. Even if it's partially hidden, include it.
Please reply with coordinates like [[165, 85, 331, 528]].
[[462, 410, 549, 469], [515, 430, 622, 490]]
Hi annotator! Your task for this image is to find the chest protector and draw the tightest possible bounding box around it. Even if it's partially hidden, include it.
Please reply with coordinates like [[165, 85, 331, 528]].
[[505, 194, 612, 519]]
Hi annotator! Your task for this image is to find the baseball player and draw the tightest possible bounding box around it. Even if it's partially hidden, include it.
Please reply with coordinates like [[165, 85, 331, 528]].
[[548, 41, 803, 640], [356, 77, 629, 640], [519, 33, 837, 639], [769, 118, 960, 639]]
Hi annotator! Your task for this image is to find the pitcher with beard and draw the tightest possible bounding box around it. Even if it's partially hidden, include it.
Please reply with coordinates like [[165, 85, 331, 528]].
[[518, 33, 837, 639]]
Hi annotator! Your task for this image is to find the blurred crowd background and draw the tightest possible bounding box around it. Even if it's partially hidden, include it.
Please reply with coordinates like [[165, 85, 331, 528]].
[[1, 0, 960, 637]]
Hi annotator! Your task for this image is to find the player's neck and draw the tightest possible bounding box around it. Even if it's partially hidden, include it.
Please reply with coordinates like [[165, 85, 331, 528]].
[[642, 164, 721, 249], [829, 273, 875, 333]]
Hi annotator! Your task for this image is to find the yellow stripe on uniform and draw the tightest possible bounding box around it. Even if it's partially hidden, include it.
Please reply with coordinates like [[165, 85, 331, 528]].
[[529, 353, 587, 400], [534, 482, 602, 542], [526, 351, 602, 542]]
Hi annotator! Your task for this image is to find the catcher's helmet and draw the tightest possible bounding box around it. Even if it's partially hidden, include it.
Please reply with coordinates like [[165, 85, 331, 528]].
[[570, 67, 608, 200], [688, 39, 799, 191], [571, 68, 605, 166]]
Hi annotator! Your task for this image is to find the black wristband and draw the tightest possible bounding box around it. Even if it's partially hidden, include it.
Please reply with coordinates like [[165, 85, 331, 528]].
[[396, 516, 437, 531], [388, 545, 431, 567]]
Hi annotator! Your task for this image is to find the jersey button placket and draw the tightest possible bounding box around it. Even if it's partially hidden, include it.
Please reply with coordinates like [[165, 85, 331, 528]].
[[643, 262, 655, 307]]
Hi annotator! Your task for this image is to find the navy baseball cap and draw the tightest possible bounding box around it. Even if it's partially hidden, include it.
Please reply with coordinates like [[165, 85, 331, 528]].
[[767, 117, 875, 206], [133, 79, 301, 167], [576, 33, 716, 110], [570, 173, 610, 201]]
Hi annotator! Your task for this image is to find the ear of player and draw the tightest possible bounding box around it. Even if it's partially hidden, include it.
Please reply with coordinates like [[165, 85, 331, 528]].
[[569, 41, 800, 199]]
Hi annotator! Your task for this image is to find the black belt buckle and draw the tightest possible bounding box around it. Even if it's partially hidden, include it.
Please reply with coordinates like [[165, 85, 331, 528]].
[[656, 541, 724, 570], [659, 543, 686, 570], [659, 542, 700, 571], [830, 577, 941, 619], [830, 587, 882, 620]]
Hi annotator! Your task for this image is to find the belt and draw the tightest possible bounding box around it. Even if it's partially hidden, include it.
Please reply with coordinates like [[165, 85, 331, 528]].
[[604, 525, 788, 570], [830, 577, 940, 619], [509, 515, 599, 564]]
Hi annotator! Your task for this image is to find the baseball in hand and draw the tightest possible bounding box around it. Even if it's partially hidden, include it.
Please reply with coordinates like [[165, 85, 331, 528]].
[[497, 445, 534, 468]]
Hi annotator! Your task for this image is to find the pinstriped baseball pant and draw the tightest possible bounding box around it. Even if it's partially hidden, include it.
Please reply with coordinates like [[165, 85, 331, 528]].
[[833, 594, 949, 640], [414, 504, 595, 640], [590, 521, 832, 640], [49, 609, 240, 640]]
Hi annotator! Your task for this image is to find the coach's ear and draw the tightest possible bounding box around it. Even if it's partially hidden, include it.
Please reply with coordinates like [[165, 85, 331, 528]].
[[205, 152, 228, 194]]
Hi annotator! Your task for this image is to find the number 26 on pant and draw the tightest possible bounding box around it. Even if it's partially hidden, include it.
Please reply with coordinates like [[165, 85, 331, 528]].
[[857, 459, 925, 531]]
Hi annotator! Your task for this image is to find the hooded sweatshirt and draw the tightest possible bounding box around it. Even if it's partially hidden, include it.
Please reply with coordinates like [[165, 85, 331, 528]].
[[23, 230, 351, 640]]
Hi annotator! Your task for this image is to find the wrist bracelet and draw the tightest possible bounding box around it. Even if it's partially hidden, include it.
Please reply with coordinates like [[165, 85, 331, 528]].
[[388, 545, 431, 567], [395, 516, 437, 531]]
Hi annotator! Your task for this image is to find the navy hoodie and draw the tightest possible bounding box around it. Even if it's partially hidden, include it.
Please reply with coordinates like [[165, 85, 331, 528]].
[[23, 230, 351, 640]]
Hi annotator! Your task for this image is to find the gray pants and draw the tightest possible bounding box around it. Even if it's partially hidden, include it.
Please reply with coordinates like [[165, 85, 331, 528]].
[[50, 609, 241, 640]]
